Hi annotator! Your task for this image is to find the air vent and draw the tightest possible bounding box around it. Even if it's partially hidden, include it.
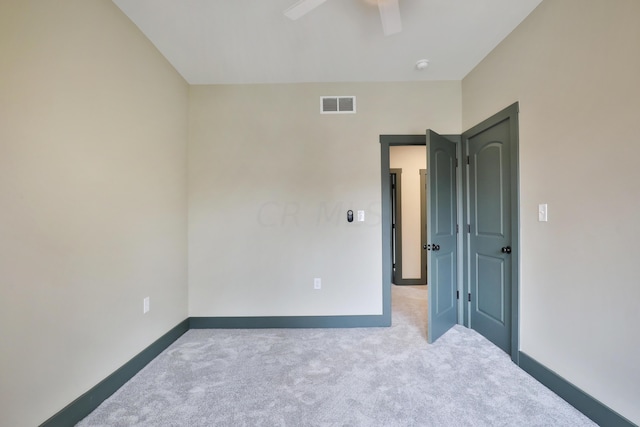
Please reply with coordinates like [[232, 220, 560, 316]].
[[321, 96, 356, 114]]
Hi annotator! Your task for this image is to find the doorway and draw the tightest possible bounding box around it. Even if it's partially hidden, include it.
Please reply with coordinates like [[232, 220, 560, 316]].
[[380, 103, 519, 361], [380, 135, 429, 327], [389, 146, 427, 285], [380, 135, 460, 336]]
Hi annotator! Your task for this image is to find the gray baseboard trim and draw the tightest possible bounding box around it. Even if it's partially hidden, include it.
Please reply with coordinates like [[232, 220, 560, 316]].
[[519, 352, 636, 427], [40, 319, 189, 427], [393, 279, 426, 285], [189, 314, 390, 329], [40, 315, 390, 425]]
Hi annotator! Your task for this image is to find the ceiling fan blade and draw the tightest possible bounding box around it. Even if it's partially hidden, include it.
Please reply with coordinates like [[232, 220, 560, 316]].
[[284, 0, 328, 20], [378, 0, 402, 35]]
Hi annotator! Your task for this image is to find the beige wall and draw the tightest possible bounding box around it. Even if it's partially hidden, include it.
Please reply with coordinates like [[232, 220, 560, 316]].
[[6, 0, 638, 424], [462, 0, 640, 423], [188, 82, 460, 316], [389, 146, 427, 279], [0, 1, 189, 426]]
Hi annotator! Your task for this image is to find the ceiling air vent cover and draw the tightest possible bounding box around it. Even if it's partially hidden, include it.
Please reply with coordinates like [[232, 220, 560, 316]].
[[321, 96, 356, 114]]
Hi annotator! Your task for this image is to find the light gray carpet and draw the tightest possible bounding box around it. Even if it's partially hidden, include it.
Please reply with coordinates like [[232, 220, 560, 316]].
[[78, 286, 596, 426]]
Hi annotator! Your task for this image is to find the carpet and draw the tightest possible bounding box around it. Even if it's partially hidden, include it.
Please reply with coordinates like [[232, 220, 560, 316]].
[[77, 285, 596, 426]]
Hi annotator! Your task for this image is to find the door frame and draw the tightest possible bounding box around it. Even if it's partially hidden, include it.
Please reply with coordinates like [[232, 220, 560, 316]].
[[391, 164, 426, 286], [380, 134, 463, 328], [389, 168, 404, 284], [419, 169, 427, 285], [461, 102, 520, 363]]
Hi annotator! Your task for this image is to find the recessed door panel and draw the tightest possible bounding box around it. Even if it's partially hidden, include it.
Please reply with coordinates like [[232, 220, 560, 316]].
[[435, 252, 455, 315], [475, 143, 505, 237], [475, 254, 505, 324], [435, 149, 455, 237]]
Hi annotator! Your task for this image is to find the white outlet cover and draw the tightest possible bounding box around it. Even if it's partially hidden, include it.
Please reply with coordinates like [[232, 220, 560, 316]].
[[313, 278, 321, 289], [143, 297, 150, 314]]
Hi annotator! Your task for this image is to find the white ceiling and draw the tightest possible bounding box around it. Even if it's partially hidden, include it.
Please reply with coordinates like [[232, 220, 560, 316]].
[[112, 0, 542, 85]]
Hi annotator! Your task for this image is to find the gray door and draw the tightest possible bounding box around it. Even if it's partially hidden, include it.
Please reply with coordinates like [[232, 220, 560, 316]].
[[426, 130, 458, 343], [464, 105, 518, 357]]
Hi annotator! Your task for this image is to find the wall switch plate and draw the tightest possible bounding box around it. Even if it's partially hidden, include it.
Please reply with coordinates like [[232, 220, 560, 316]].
[[357, 210, 365, 222], [143, 297, 150, 314], [538, 204, 548, 222], [313, 278, 321, 290]]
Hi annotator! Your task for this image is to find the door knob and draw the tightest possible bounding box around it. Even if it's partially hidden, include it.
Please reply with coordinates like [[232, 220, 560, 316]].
[[501, 246, 512, 254], [432, 244, 441, 251]]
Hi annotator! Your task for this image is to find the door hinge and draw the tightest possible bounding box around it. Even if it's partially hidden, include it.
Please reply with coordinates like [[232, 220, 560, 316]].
[[455, 158, 458, 168], [468, 293, 471, 302], [467, 224, 471, 233], [456, 290, 459, 300], [456, 224, 459, 234], [467, 156, 470, 165]]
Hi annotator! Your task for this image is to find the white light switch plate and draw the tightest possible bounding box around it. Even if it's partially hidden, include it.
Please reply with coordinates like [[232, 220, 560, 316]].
[[538, 204, 548, 222], [357, 210, 365, 222]]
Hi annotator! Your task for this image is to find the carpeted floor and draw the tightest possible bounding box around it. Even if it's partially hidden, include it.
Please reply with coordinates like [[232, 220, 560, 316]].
[[77, 285, 596, 426]]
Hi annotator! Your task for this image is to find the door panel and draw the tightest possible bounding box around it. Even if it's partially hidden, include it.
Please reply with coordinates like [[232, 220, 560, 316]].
[[476, 254, 505, 323], [435, 252, 455, 314], [435, 150, 455, 237], [427, 130, 457, 343], [476, 144, 505, 236], [467, 118, 512, 354]]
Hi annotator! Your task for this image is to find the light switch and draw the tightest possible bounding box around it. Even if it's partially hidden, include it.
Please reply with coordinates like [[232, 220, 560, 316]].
[[538, 204, 548, 222], [357, 210, 365, 222]]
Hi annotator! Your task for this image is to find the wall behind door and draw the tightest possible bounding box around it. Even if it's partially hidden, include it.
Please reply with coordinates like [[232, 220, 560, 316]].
[[189, 82, 461, 317], [389, 145, 427, 280]]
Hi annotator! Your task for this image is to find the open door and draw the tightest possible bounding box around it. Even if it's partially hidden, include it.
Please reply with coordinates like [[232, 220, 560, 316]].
[[426, 130, 458, 343]]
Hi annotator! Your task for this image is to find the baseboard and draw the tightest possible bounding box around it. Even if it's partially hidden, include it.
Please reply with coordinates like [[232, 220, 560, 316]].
[[519, 352, 636, 427], [189, 314, 390, 329], [39, 324, 636, 426], [40, 314, 389, 425], [40, 319, 189, 427], [393, 279, 426, 286]]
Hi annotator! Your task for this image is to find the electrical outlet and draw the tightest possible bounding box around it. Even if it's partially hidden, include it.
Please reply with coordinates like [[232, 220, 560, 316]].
[[313, 278, 321, 290], [143, 297, 150, 314]]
